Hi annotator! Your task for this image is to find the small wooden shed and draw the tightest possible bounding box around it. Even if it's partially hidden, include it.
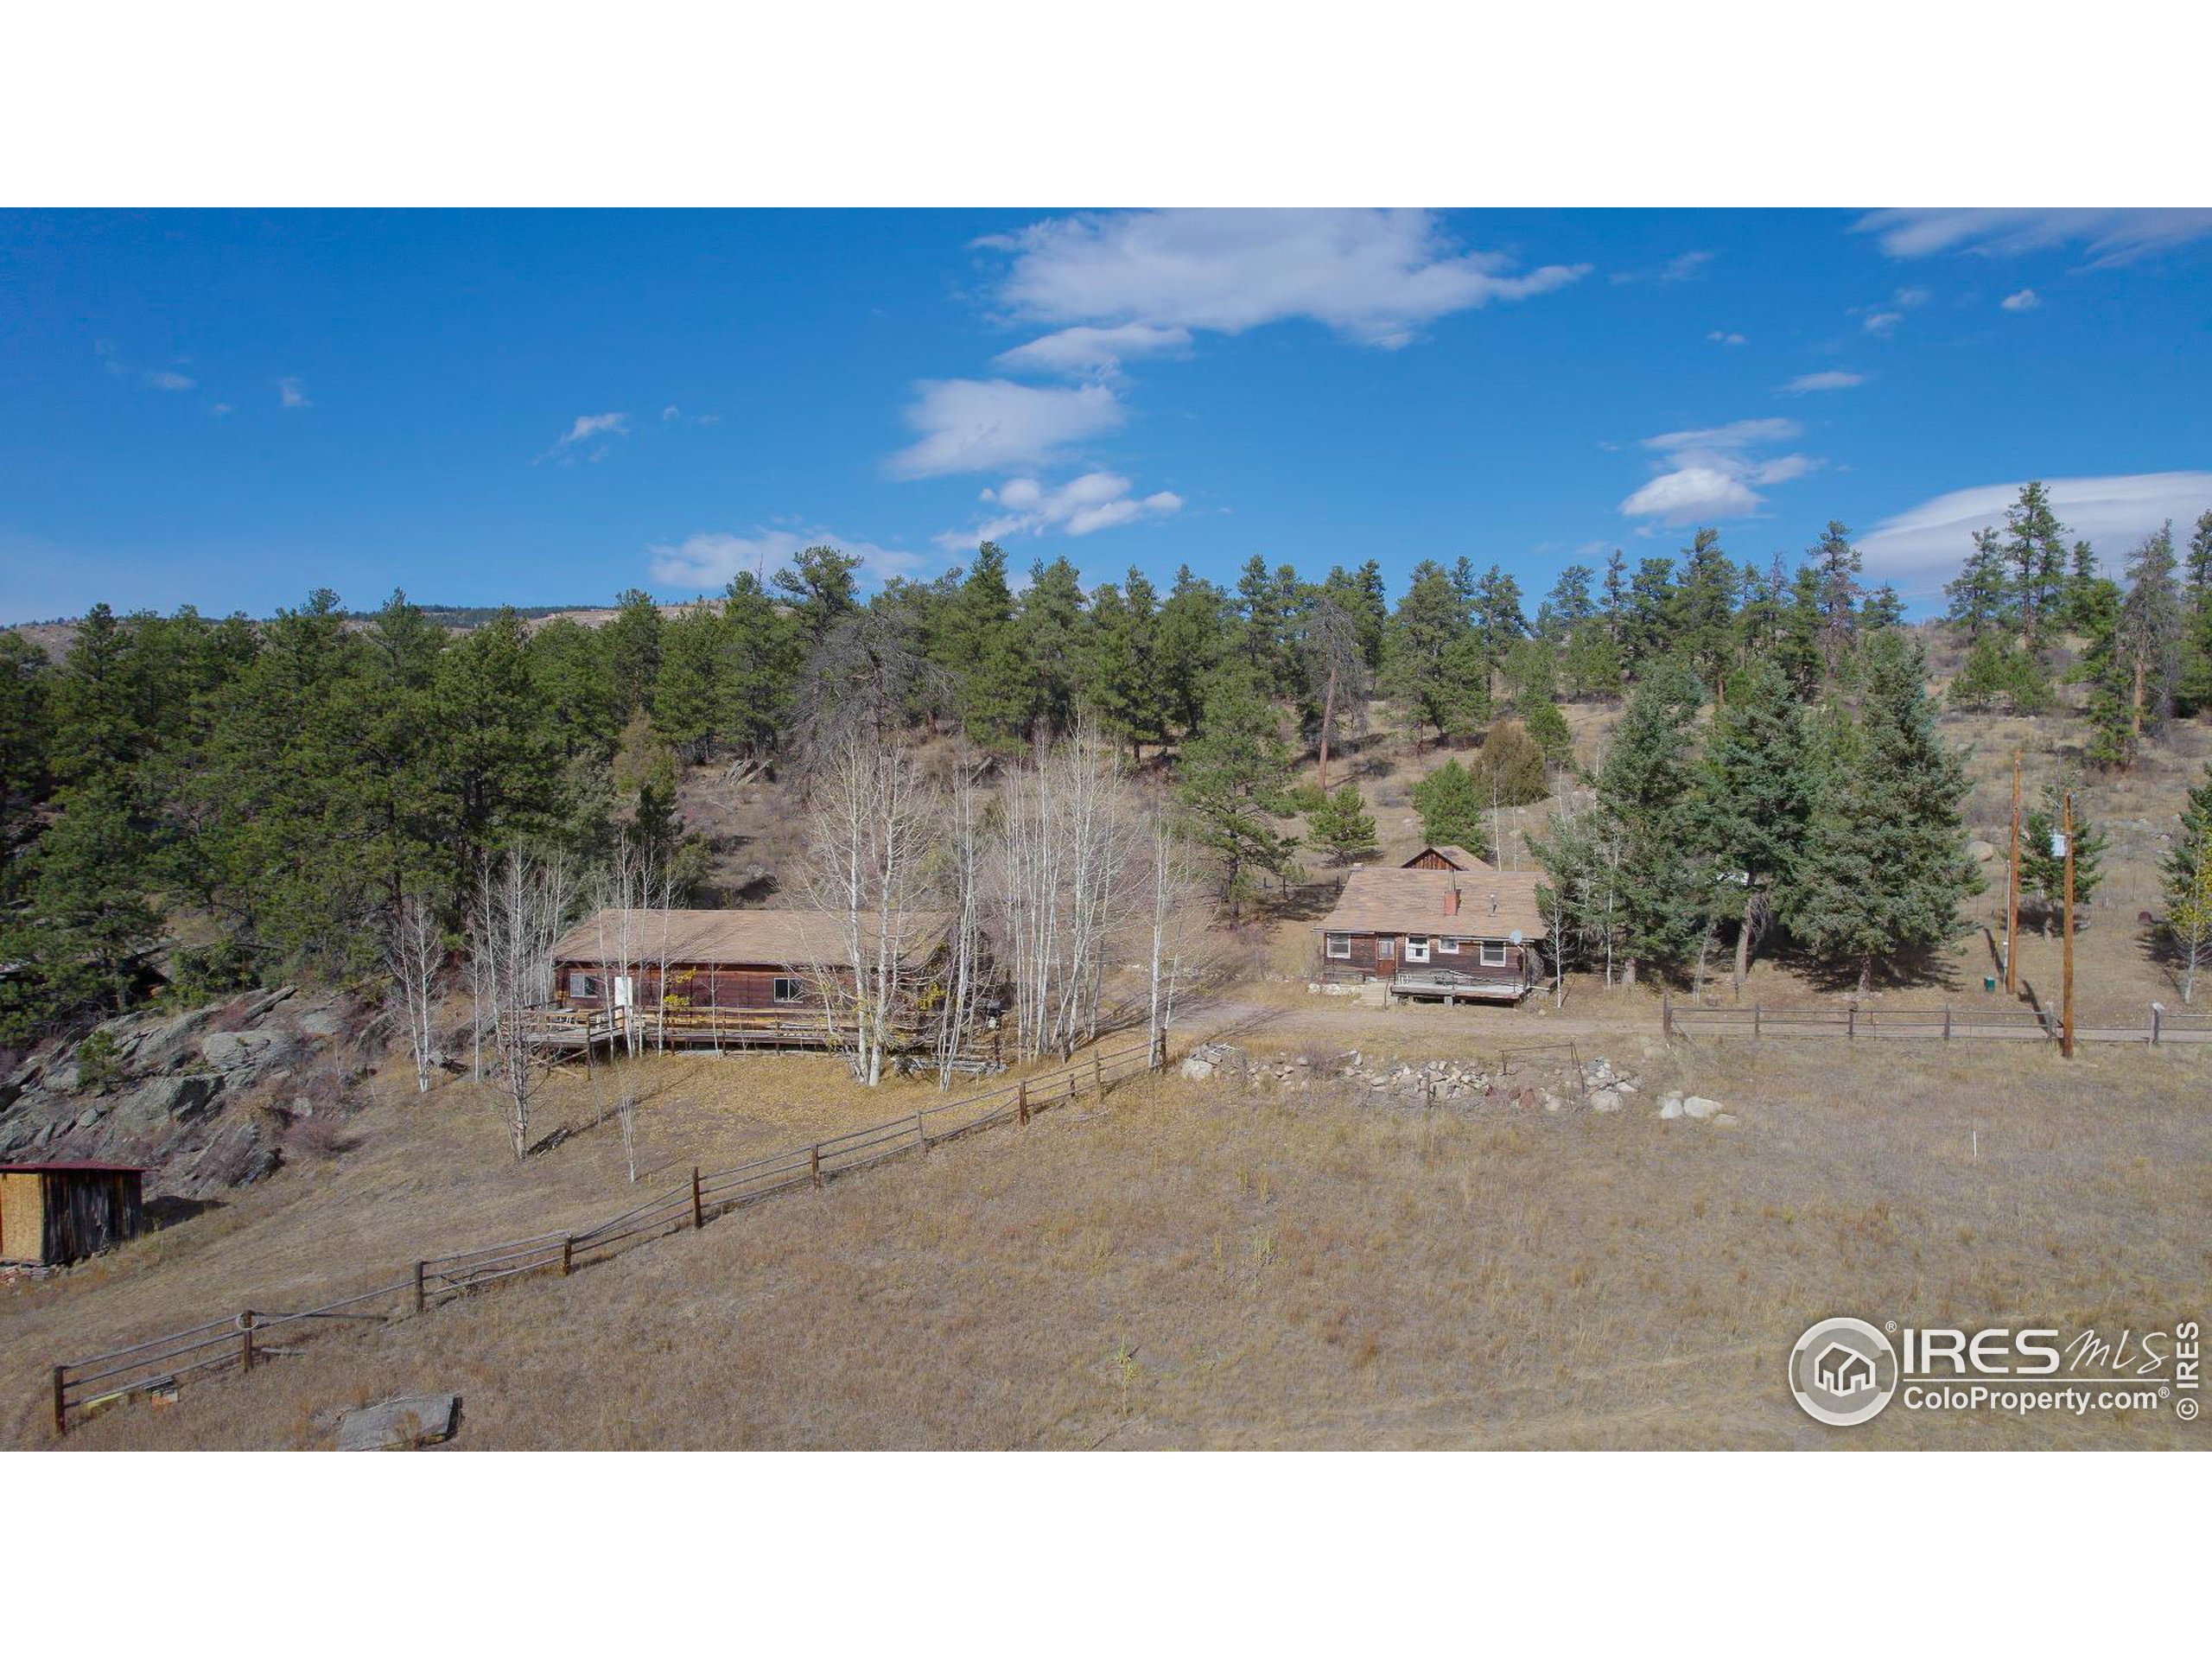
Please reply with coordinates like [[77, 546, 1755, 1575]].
[[0, 1161, 146, 1266]]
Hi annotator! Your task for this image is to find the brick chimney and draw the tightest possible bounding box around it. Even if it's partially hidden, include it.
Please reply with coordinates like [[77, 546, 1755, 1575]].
[[1444, 887, 1459, 917]]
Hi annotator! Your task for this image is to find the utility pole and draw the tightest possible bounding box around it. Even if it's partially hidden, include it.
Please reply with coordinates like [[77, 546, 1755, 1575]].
[[2005, 751, 2022, 995], [2062, 789, 2076, 1060]]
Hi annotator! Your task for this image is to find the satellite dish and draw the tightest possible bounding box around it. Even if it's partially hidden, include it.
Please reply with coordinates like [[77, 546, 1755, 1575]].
[[1510, 929, 1523, 944]]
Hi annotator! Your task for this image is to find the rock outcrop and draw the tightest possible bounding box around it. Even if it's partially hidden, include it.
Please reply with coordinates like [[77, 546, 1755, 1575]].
[[0, 986, 367, 1198], [1176, 1044, 1649, 1116]]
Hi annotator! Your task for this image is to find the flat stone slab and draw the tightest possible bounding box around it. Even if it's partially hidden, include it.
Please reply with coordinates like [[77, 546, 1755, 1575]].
[[336, 1392, 461, 1451]]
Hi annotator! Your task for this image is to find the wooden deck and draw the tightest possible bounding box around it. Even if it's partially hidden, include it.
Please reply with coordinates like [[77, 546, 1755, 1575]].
[[1388, 967, 1533, 1005], [501, 1004, 1004, 1067]]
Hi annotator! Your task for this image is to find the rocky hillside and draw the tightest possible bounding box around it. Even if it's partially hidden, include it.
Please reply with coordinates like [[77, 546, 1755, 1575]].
[[0, 987, 375, 1198]]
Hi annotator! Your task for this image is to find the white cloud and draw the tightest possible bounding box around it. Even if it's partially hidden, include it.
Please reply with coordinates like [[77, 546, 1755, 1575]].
[[941, 471, 1185, 549], [888, 378, 1123, 478], [539, 410, 629, 462], [143, 369, 194, 391], [207, 402, 233, 417], [1707, 329, 1746, 346], [1619, 417, 1820, 524], [1614, 250, 1714, 285], [276, 376, 311, 409], [662, 404, 681, 421], [1780, 370, 1865, 394], [2000, 288, 2041, 312], [1862, 310, 1904, 335], [993, 322, 1192, 378], [1859, 472, 2212, 596], [1854, 209, 2212, 267], [646, 527, 928, 592], [982, 208, 1588, 349]]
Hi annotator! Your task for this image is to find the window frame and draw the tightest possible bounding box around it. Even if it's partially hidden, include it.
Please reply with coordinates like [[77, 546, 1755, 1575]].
[[772, 976, 803, 1004], [1405, 936, 1432, 964], [1480, 940, 1510, 968], [1325, 932, 1352, 960], [1438, 936, 1460, 955]]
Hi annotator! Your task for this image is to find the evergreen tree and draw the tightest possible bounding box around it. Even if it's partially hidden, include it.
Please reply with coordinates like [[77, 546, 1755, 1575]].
[[2113, 522, 2184, 745], [1470, 563, 1529, 702], [1154, 566, 1230, 738], [1674, 528, 1739, 692], [1013, 556, 1090, 738], [720, 569, 801, 757], [1948, 634, 2055, 715], [1689, 658, 1815, 988], [1944, 528, 2012, 640], [1621, 556, 1677, 672], [1809, 520, 1864, 676], [1522, 698, 1573, 766], [2163, 762, 2212, 1001], [1088, 570, 1165, 758], [2018, 779, 2107, 937], [1383, 560, 1473, 746], [1592, 662, 1707, 984], [1469, 718, 1550, 808], [1409, 758, 1491, 856], [2000, 481, 2069, 649], [1785, 631, 1981, 992], [1536, 564, 1596, 641], [603, 588, 665, 719], [2178, 511, 2212, 716], [9, 783, 164, 1023], [772, 544, 861, 643], [0, 629, 50, 874], [1306, 784, 1380, 866], [1177, 665, 1295, 918], [652, 601, 728, 760]]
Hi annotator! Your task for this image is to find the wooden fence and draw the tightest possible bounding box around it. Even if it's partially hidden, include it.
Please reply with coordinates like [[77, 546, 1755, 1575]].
[[1663, 995, 2212, 1046], [48, 1038, 1164, 1436]]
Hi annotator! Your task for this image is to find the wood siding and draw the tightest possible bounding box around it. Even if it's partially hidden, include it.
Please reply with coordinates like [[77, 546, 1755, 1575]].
[[1318, 930, 1535, 982], [0, 1169, 143, 1266], [553, 959, 820, 1013]]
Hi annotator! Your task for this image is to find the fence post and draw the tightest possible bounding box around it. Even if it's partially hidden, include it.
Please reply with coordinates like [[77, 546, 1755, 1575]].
[[1662, 992, 1673, 1040], [414, 1261, 427, 1315], [1943, 1005, 1952, 1041], [239, 1310, 257, 1374], [1017, 1080, 1029, 1126], [1847, 1005, 1857, 1039], [1094, 1054, 1103, 1099], [2151, 1003, 2163, 1046], [1752, 1002, 1761, 1039], [560, 1236, 573, 1276], [810, 1143, 823, 1189], [917, 1114, 930, 1154], [53, 1366, 67, 1438], [691, 1166, 704, 1230]]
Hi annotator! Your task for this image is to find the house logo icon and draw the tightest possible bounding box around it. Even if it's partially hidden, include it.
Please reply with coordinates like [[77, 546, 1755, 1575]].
[[1789, 1318, 1899, 1426]]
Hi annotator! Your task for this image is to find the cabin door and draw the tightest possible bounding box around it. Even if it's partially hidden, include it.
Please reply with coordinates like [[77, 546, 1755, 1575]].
[[612, 975, 635, 1009]]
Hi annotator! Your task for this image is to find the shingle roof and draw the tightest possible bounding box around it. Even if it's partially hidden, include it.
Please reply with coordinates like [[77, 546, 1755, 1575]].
[[550, 908, 949, 969], [1316, 867, 1545, 941]]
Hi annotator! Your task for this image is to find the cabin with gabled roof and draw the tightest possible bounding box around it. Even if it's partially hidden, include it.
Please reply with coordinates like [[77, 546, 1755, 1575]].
[[1313, 864, 1542, 1003]]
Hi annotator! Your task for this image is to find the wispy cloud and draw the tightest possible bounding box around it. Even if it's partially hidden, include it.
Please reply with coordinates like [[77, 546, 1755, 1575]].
[[979, 208, 1589, 352], [2000, 288, 2041, 312], [993, 321, 1192, 379], [207, 402, 233, 417], [646, 527, 926, 591], [937, 472, 1184, 551], [539, 410, 628, 462], [1618, 417, 1820, 524], [1854, 208, 2212, 267], [1707, 329, 1746, 346], [1859, 472, 2212, 595], [1613, 250, 1715, 285], [888, 378, 1123, 479], [97, 341, 197, 391], [1780, 370, 1865, 394], [276, 376, 312, 410], [143, 369, 195, 391]]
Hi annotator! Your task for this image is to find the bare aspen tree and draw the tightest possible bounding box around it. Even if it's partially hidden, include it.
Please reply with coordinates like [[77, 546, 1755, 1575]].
[[382, 889, 444, 1095], [800, 734, 937, 1085], [594, 833, 669, 1181], [932, 747, 988, 1089], [1144, 795, 1202, 1068], [467, 848, 573, 1162]]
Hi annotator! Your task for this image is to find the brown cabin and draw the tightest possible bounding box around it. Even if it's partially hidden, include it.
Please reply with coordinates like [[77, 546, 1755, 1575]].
[[549, 908, 951, 1017], [1402, 844, 1493, 873], [0, 1161, 146, 1266], [1314, 866, 1543, 1003]]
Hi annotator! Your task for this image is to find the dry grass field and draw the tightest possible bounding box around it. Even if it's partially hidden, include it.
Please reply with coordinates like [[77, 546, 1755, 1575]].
[[25, 1035, 2208, 1451]]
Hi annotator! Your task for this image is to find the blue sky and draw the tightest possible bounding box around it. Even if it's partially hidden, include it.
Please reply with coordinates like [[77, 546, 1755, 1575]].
[[3, 207, 2208, 623]]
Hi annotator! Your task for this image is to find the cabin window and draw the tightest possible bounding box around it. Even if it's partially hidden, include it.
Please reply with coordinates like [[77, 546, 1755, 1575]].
[[1325, 933, 1351, 959], [1405, 937, 1431, 964], [772, 976, 803, 1003], [1481, 941, 1509, 967], [1377, 937, 1395, 961], [1438, 936, 1460, 954], [569, 971, 601, 998]]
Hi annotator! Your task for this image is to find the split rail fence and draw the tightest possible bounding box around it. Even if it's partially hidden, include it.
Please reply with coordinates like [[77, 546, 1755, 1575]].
[[1663, 995, 2212, 1046], [48, 1038, 1163, 1436]]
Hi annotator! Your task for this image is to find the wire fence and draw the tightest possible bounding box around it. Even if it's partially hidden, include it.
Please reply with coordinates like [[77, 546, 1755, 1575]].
[[48, 1038, 1166, 1437], [1663, 995, 2212, 1046]]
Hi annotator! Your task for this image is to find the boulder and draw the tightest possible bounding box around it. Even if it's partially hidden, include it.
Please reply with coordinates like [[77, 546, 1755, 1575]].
[[1589, 1089, 1623, 1114], [1179, 1056, 1215, 1081], [1658, 1094, 1685, 1121], [1968, 839, 1999, 862], [336, 1392, 461, 1451], [1681, 1096, 1724, 1121]]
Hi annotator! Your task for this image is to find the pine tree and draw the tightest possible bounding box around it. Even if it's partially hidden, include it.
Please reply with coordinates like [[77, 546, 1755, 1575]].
[[1306, 784, 1380, 866], [772, 544, 861, 643], [1944, 528, 2014, 641], [1522, 697, 1573, 766], [1177, 665, 1295, 918], [1689, 658, 1816, 991], [0, 629, 50, 875], [2018, 779, 2107, 937], [2178, 511, 2212, 717], [1785, 631, 1981, 992], [1809, 520, 1864, 677], [1948, 636, 2055, 715], [1675, 528, 1739, 692], [2114, 522, 2184, 744], [721, 569, 801, 757], [2000, 481, 2069, 649], [1088, 571, 1166, 759], [1382, 560, 1472, 747], [1409, 758, 1491, 856], [1154, 566, 1230, 738], [1469, 719, 1549, 808], [603, 588, 665, 719], [1592, 661, 1707, 984], [652, 601, 728, 761], [16, 783, 165, 1020]]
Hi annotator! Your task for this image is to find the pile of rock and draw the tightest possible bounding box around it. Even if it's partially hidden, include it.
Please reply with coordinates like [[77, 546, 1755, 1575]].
[[1179, 1043, 1650, 1116], [0, 986, 364, 1197]]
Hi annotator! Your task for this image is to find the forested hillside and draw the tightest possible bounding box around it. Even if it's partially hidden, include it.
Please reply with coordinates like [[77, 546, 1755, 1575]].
[[4, 486, 2212, 1048]]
